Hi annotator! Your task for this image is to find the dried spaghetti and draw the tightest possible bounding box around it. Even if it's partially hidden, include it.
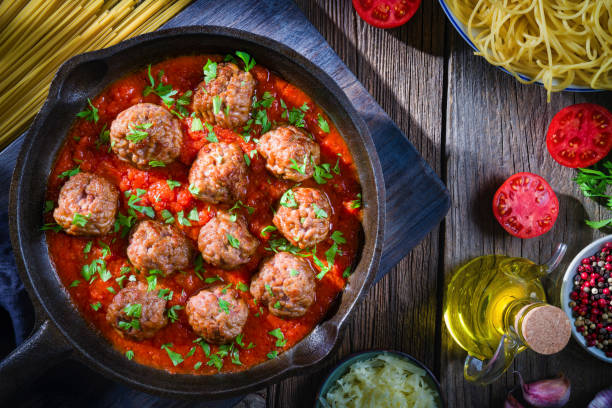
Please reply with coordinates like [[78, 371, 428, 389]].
[[0, 0, 190, 149]]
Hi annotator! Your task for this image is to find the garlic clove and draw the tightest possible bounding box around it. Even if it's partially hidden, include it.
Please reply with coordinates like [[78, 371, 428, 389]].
[[516, 372, 571, 408], [504, 393, 525, 408], [588, 387, 612, 408]]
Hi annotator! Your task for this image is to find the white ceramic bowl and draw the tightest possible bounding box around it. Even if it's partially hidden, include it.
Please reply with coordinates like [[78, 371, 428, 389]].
[[561, 235, 612, 364], [437, 0, 598, 93]]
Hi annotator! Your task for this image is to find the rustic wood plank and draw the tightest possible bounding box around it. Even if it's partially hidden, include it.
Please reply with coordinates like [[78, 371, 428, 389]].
[[442, 25, 612, 407], [269, 1, 448, 406]]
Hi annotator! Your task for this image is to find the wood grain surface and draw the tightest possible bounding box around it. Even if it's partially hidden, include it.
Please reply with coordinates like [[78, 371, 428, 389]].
[[276, 1, 612, 407]]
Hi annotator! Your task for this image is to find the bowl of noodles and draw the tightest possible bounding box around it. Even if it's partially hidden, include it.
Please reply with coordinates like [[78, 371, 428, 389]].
[[438, 0, 612, 98]]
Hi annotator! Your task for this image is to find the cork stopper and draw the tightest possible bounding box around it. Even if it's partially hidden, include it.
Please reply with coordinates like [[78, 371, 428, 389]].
[[515, 304, 571, 355]]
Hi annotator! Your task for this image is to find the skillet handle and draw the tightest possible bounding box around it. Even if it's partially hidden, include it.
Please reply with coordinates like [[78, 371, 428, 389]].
[[0, 319, 71, 399]]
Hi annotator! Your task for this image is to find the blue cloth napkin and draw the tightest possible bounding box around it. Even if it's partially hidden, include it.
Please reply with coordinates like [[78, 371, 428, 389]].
[[0, 210, 34, 345]]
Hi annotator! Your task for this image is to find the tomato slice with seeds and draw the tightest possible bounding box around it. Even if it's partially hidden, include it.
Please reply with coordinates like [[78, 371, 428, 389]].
[[352, 0, 422, 29], [492, 172, 559, 239], [546, 103, 612, 168]]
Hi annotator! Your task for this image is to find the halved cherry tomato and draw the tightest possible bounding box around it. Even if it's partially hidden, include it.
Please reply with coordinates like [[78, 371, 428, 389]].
[[352, 0, 422, 29], [492, 172, 559, 239], [546, 103, 612, 168]]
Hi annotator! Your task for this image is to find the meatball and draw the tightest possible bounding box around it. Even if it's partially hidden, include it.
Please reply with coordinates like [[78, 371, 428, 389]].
[[198, 211, 259, 269], [192, 62, 256, 128], [127, 220, 193, 276], [188, 142, 248, 204], [110, 103, 182, 169], [53, 172, 119, 236], [273, 187, 332, 249], [250, 252, 316, 318], [186, 286, 248, 344], [106, 281, 168, 341], [257, 125, 321, 182]]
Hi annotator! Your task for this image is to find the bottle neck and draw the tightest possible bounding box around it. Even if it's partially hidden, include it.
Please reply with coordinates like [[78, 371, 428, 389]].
[[503, 300, 545, 347]]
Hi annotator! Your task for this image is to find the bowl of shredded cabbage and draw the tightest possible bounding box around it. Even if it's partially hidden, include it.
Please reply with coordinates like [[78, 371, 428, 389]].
[[316, 351, 444, 408]]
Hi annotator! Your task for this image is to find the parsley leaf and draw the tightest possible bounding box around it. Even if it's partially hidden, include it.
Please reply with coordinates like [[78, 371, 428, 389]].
[[166, 305, 184, 323], [312, 203, 328, 219], [203, 59, 218, 84], [161, 209, 175, 224], [58, 165, 80, 179], [41, 223, 62, 232], [143, 65, 178, 108], [219, 298, 231, 314], [279, 189, 297, 208], [267, 350, 278, 359], [161, 343, 184, 366], [204, 122, 218, 142], [350, 193, 362, 209], [125, 122, 152, 143], [166, 180, 181, 190], [72, 213, 89, 227], [227, 233, 240, 248], [188, 208, 199, 221], [236, 282, 249, 292], [177, 210, 191, 226], [149, 160, 165, 167], [212, 95, 222, 115], [76, 98, 99, 122], [312, 161, 333, 184], [318, 114, 330, 133], [235, 51, 256, 71], [260, 225, 277, 238], [90, 302, 102, 311]]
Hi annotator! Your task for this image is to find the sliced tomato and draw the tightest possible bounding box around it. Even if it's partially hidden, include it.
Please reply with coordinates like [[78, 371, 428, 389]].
[[492, 172, 559, 239], [352, 0, 422, 29], [546, 103, 612, 168]]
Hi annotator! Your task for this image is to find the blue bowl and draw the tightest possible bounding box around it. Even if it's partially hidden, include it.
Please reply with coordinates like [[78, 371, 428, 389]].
[[437, 0, 600, 93], [315, 350, 445, 407]]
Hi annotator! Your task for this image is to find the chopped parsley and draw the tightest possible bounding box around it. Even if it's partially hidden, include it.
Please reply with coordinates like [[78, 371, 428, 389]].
[[191, 116, 204, 132], [158, 288, 173, 300], [267, 350, 278, 359], [227, 233, 240, 249], [166, 180, 181, 190], [149, 160, 165, 167], [70, 280, 80, 287], [350, 193, 362, 209], [125, 350, 134, 360], [290, 269, 300, 277], [41, 223, 62, 232], [273, 301, 281, 309], [255, 109, 271, 133], [260, 225, 277, 238], [166, 305, 184, 323], [146, 275, 157, 291], [188, 208, 199, 222], [186, 346, 196, 358], [203, 59, 217, 84], [204, 122, 218, 142], [58, 165, 80, 179], [161, 209, 175, 224], [90, 302, 102, 311], [243, 153, 251, 166], [218, 298, 231, 314], [177, 210, 191, 226], [318, 114, 330, 133], [289, 155, 308, 175], [279, 189, 297, 208], [143, 65, 178, 108], [76, 98, 99, 123], [127, 189, 154, 218], [205, 275, 222, 284], [212, 95, 222, 115], [331, 230, 346, 244], [312, 161, 333, 184], [174, 90, 192, 117], [343, 266, 352, 278], [43, 200, 54, 214], [188, 183, 200, 196], [161, 343, 184, 366], [236, 282, 249, 292], [118, 319, 140, 332], [125, 122, 152, 143], [72, 213, 89, 227], [123, 303, 142, 318], [265, 284, 274, 298], [268, 328, 287, 347], [235, 51, 256, 71], [83, 241, 93, 254], [312, 203, 328, 218]]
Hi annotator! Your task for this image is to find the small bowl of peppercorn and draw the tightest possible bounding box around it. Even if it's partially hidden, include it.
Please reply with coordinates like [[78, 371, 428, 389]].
[[562, 235, 612, 364]]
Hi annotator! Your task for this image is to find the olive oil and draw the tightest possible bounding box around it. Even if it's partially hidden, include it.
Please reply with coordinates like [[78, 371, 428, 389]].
[[444, 255, 547, 360]]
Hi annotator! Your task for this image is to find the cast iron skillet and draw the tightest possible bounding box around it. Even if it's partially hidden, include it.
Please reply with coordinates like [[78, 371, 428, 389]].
[[0, 26, 385, 399]]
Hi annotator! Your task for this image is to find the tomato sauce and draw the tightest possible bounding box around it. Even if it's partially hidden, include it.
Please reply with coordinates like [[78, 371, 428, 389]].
[[45, 55, 363, 374]]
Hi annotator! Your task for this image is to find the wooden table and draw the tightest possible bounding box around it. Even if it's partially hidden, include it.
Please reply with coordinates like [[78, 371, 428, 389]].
[[259, 1, 611, 407]]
